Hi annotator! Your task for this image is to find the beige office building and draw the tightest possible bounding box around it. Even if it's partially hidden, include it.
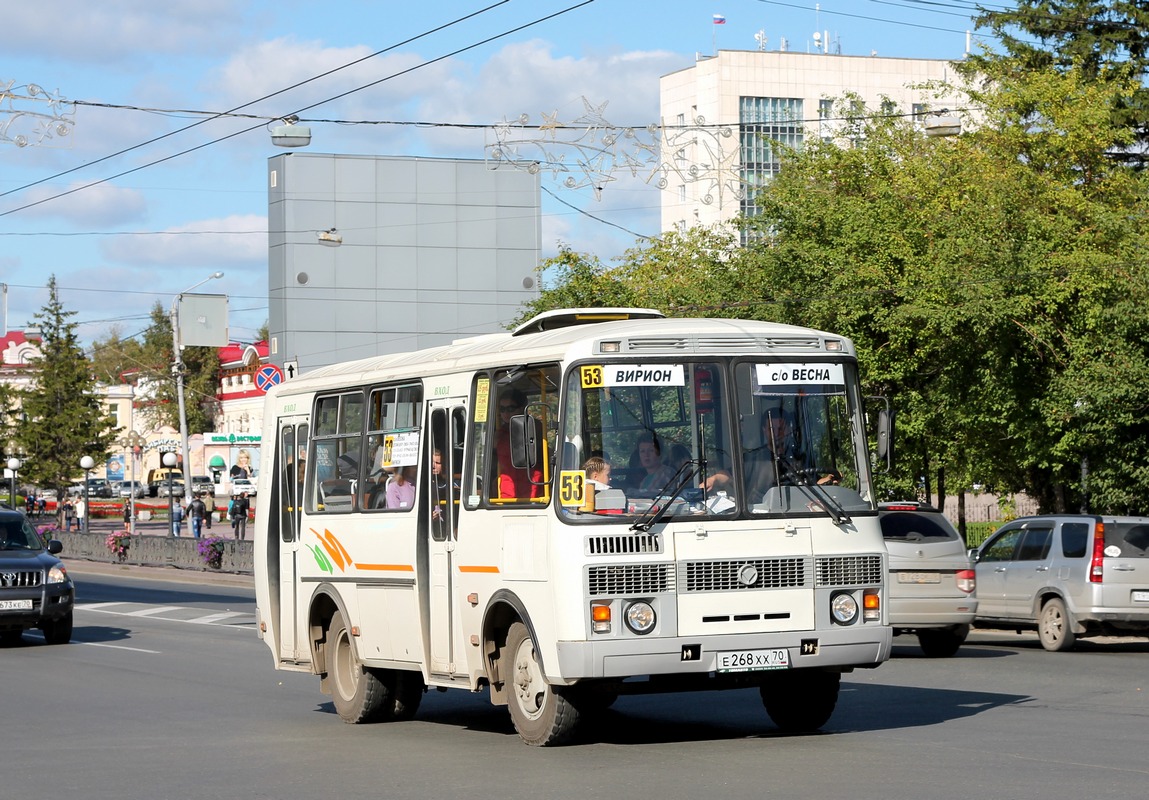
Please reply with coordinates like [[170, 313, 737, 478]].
[[660, 50, 965, 232]]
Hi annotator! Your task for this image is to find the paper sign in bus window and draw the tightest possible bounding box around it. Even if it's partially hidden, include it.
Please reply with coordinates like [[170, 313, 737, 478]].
[[755, 363, 844, 387], [582, 364, 686, 388]]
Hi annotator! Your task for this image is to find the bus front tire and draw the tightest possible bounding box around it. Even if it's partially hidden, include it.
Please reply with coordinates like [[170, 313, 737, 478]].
[[504, 621, 579, 746], [760, 669, 840, 733], [328, 614, 387, 723]]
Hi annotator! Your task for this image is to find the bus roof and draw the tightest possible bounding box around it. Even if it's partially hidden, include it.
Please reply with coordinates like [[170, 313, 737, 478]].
[[269, 312, 854, 396]]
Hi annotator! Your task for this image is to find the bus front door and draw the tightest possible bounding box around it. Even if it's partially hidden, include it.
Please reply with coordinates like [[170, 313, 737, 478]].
[[427, 403, 464, 675], [276, 418, 308, 663]]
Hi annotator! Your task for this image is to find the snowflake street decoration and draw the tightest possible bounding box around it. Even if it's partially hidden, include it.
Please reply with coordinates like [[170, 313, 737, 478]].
[[486, 97, 743, 207], [0, 81, 75, 148]]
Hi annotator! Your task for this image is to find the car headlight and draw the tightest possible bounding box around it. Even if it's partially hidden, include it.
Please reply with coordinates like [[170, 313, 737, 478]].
[[624, 601, 656, 635], [48, 565, 70, 584], [830, 591, 859, 624]]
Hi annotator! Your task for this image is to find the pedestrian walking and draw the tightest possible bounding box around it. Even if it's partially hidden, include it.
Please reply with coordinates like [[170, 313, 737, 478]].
[[37, 494, 46, 517], [204, 493, 215, 530], [188, 494, 207, 539], [230, 492, 250, 540], [123, 501, 132, 526]]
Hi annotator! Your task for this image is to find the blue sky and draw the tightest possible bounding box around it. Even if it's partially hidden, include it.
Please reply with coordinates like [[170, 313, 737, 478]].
[[0, 0, 997, 347]]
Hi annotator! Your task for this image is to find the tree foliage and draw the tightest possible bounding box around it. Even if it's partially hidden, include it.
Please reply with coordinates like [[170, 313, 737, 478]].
[[13, 277, 116, 503], [969, 0, 1149, 150]]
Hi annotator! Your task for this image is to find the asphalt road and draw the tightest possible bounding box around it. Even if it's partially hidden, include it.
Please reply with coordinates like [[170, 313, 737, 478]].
[[3, 565, 1148, 800]]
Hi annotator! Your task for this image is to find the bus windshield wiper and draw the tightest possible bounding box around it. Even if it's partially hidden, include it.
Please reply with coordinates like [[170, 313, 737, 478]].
[[631, 459, 703, 532], [791, 468, 851, 526]]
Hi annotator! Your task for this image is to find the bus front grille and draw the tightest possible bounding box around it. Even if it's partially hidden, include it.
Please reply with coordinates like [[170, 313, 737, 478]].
[[587, 564, 675, 596], [585, 533, 662, 556], [815, 555, 883, 586], [681, 557, 809, 592]]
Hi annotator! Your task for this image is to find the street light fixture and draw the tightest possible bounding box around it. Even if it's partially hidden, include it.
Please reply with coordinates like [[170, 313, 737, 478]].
[[163, 451, 178, 536], [171, 272, 224, 512], [6, 457, 20, 508], [80, 455, 95, 534], [117, 430, 147, 538]]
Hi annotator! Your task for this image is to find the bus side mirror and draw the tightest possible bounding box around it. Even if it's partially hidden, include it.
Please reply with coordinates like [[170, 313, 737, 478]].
[[509, 414, 537, 469], [876, 408, 894, 468]]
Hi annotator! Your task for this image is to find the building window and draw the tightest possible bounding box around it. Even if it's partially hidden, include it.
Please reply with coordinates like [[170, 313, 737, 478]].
[[108, 403, 119, 427], [739, 96, 804, 223], [678, 185, 686, 202]]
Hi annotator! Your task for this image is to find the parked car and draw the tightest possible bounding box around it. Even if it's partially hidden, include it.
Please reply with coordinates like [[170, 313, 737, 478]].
[[190, 475, 216, 496], [972, 515, 1149, 651], [85, 478, 114, 498], [879, 501, 977, 657], [0, 507, 75, 645], [228, 478, 257, 497], [116, 480, 147, 499], [156, 480, 186, 498]]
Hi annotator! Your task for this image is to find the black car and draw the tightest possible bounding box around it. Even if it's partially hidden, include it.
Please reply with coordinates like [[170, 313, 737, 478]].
[[0, 508, 75, 645]]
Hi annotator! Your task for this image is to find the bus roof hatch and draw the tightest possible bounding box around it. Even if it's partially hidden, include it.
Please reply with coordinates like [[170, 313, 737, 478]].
[[511, 307, 665, 337]]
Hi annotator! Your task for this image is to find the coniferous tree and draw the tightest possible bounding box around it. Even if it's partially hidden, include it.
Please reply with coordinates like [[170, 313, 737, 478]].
[[968, 0, 1149, 154], [14, 276, 115, 511]]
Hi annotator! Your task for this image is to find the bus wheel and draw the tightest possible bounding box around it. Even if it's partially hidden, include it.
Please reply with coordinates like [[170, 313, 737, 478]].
[[760, 670, 840, 733], [504, 622, 579, 746], [327, 614, 387, 723]]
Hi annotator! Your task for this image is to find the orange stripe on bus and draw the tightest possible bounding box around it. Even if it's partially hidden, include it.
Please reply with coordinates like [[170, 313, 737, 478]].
[[356, 563, 415, 572], [457, 565, 500, 573]]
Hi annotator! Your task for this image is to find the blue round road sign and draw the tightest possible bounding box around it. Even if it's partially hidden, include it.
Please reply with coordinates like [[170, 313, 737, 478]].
[[255, 364, 284, 393]]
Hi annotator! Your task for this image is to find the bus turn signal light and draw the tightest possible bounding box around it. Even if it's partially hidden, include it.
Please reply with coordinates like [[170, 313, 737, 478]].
[[592, 604, 611, 633], [863, 591, 881, 621]]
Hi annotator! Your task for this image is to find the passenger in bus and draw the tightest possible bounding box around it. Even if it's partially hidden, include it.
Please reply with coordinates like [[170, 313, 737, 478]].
[[431, 448, 460, 531], [386, 465, 416, 510], [635, 432, 676, 493], [495, 388, 542, 500], [583, 456, 611, 492]]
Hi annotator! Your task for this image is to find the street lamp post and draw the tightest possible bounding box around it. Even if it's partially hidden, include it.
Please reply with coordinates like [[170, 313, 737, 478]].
[[6, 457, 20, 508], [163, 451, 178, 536], [80, 455, 95, 534], [171, 272, 224, 511], [117, 430, 147, 538]]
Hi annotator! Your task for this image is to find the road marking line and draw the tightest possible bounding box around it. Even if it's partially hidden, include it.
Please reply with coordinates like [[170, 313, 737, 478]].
[[123, 605, 181, 616], [187, 611, 247, 624]]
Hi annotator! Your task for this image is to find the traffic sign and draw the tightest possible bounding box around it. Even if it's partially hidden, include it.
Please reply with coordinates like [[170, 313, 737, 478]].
[[255, 364, 284, 393]]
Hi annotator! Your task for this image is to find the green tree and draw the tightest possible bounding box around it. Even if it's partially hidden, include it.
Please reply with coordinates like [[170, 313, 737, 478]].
[[969, 0, 1149, 152], [89, 324, 146, 386], [13, 276, 115, 509]]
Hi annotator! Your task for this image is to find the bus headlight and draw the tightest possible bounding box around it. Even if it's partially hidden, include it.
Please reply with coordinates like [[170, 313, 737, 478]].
[[830, 592, 859, 625], [624, 601, 656, 635]]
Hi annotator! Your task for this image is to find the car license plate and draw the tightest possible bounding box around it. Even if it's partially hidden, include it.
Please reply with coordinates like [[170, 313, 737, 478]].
[[0, 599, 33, 611], [716, 648, 790, 672], [897, 572, 941, 584], [1133, 590, 1149, 603]]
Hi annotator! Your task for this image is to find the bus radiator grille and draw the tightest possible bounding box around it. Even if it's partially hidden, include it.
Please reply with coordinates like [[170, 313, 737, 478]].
[[585, 533, 662, 555], [681, 557, 808, 592], [815, 555, 883, 587], [586, 564, 675, 596]]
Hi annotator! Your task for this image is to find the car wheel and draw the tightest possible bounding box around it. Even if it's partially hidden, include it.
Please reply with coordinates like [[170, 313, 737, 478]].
[[1038, 598, 1076, 652], [41, 611, 73, 645], [917, 624, 969, 658]]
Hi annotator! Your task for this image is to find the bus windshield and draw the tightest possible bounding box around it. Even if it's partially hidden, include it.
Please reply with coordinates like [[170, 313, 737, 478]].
[[558, 359, 874, 522]]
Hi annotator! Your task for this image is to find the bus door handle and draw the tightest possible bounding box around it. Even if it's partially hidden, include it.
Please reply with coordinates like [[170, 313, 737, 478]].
[[694, 526, 707, 539]]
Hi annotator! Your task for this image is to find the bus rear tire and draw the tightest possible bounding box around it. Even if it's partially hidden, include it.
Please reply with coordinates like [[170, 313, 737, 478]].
[[760, 669, 840, 733], [327, 614, 388, 723], [504, 622, 579, 746]]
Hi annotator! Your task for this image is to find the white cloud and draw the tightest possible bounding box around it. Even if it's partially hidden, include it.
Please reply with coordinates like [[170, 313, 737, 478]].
[[15, 181, 147, 226], [100, 214, 268, 266], [2, 0, 247, 64]]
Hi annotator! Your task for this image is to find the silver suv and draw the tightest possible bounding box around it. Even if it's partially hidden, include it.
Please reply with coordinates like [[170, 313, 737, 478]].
[[972, 515, 1149, 651], [879, 502, 977, 657]]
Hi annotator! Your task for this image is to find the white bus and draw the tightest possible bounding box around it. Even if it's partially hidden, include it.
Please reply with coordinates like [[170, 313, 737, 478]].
[[253, 308, 892, 745]]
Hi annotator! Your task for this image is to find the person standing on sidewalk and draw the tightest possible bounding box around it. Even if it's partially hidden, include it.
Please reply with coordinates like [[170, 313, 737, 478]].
[[188, 494, 207, 539], [230, 492, 250, 540], [63, 497, 75, 531], [171, 499, 184, 536], [74, 497, 86, 533]]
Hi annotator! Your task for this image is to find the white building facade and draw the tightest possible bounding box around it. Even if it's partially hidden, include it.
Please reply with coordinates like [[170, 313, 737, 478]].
[[659, 50, 965, 233]]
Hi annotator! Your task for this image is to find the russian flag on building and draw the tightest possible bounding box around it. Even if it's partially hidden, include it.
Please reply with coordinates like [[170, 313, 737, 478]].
[[713, 14, 726, 24]]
